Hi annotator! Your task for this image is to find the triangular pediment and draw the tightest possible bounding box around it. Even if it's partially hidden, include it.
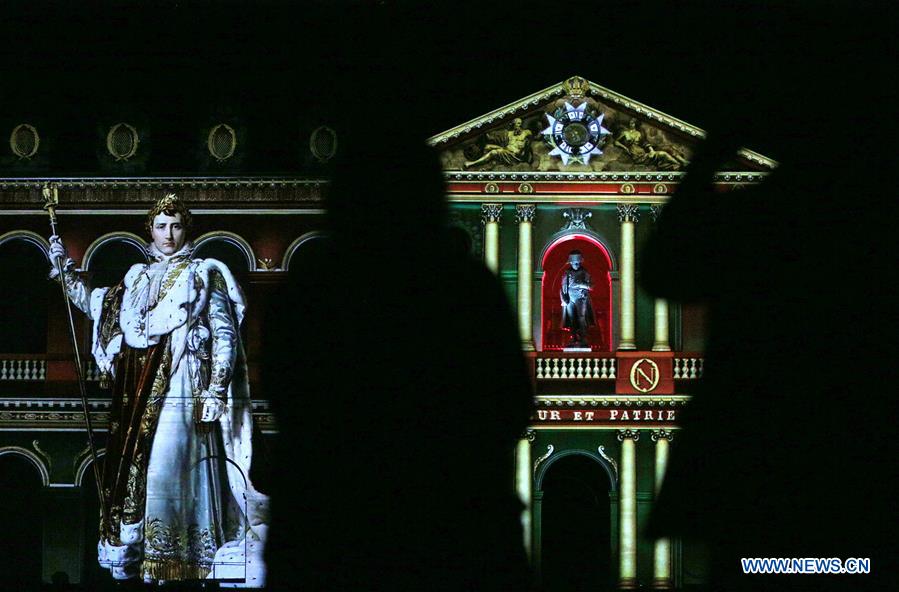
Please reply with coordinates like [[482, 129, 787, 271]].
[[429, 76, 774, 174]]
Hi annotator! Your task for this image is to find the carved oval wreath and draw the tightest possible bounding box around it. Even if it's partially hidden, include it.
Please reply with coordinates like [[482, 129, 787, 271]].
[[309, 125, 337, 162], [106, 123, 139, 161], [10, 124, 40, 159], [207, 123, 237, 162]]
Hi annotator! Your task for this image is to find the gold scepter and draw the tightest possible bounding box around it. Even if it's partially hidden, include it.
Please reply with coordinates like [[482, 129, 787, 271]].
[[42, 183, 108, 524]]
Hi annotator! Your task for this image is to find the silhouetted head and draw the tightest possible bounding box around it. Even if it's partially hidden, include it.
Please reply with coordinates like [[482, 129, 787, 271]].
[[325, 126, 449, 258]]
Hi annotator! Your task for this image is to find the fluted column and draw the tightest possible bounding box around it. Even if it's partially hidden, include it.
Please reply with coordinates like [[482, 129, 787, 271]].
[[515, 205, 536, 350], [515, 431, 535, 561], [617, 204, 639, 350], [618, 429, 639, 589], [652, 299, 671, 351], [651, 430, 674, 589], [649, 206, 671, 352], [481, 203, 502, 273]]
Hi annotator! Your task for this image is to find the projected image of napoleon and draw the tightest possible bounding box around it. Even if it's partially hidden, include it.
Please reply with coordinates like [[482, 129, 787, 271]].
[[48, 194, 267, 585], [560, 250, 595, 348]]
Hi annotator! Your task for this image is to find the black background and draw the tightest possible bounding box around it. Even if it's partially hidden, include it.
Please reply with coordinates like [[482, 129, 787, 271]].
[[3, 0, 889, 174]]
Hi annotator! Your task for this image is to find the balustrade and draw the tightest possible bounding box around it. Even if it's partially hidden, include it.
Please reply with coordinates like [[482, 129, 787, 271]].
[[535, 356, 616, 380], [0, 358, 47, 381], [673, 357, 703, 379]]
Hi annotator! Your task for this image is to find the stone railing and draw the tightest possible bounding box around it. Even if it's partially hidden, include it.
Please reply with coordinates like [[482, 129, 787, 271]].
[[673, 357, 704, 379], [0, 357, 106, 382], [83, 360, 103, 382], [0, 358, 47, 381], [536, 356, 617, 380]]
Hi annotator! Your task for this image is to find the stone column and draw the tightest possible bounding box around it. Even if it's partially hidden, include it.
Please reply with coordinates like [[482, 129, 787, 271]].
[[649, 206, 671, 352], [533, 490, 544, 580], [617, 204, 639, 350], [481, 203, 502, 273], [515, 205, 536, 350], [651, 430, 674, 589], [618, 429, 640, 589], [652, 299, 671, 351], [515, 431, 535, 562]]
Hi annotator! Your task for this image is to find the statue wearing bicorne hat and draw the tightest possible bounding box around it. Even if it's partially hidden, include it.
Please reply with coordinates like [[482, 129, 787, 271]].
[[48, 194, 267, 586], [560, 250, 596, 348]]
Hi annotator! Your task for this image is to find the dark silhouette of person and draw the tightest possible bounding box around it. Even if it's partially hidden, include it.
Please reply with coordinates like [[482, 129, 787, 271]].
[[641, 7, 893, 591], [262, 122, 534, 591]]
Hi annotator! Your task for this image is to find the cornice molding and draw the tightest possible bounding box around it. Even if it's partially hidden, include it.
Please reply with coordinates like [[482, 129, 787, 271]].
[[0, 177, 327, 189], [536, 395, 691, 406], [0, 177, 327, 207], [443, 171, 767, 183]]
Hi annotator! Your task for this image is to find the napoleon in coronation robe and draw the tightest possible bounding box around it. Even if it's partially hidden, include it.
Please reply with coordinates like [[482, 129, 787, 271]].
[[53, 195, 268, 586]]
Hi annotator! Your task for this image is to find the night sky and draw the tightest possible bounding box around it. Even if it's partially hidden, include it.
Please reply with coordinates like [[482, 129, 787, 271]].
[[1, 0, 889, 174]]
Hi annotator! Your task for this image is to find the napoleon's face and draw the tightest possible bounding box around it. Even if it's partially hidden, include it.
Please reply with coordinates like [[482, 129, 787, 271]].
[[569, 256, 582, 270], [151, 212, 186, 255]]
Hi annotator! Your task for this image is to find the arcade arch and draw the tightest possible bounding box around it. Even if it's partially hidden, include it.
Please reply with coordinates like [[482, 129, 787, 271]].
[[535, 450, 616, 592], [0, 232, 52, 353], [82, 232, 149, 288], [194, 231, 256, 272], [0, 446, 51, 486], [282, 231, 328, 271]]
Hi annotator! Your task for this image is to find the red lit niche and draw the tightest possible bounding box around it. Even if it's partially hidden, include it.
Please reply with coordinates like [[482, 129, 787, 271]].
[[541, 235, 613, 351]]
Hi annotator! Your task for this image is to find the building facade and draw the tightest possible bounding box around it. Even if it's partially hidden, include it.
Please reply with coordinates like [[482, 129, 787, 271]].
[[0, 76, 774, 588]]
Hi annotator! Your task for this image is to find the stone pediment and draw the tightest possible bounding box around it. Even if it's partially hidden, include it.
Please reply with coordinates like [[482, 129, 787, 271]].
[[429, 75, 774, 174]]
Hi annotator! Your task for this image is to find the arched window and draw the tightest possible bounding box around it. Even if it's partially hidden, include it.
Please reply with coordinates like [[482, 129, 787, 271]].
[[0, 232, 50, 353], [83, 233, 148, 289], [536, 452, 615, 592], [540, 235, 614, 351], [194, 232, 256, 278], [0, 449, 47, 587], [282, 232, 328, 272]]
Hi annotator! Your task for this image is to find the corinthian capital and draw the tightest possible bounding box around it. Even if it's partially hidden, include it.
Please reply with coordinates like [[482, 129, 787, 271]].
[[617, 204, 640, 223], [515, 204, 536, 224], [481, 203, 503, 224]]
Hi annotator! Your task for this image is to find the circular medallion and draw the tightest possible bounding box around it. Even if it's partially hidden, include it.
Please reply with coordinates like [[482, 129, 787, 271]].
[[542, 102, 610, 166]]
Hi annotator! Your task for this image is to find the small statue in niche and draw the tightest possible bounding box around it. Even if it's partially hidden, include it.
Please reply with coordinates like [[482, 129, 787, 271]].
[[462, 118, 534, 170], [614, 119, 688, 170], [560, 250, 596, 348]]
